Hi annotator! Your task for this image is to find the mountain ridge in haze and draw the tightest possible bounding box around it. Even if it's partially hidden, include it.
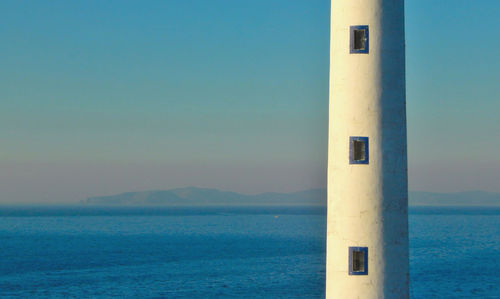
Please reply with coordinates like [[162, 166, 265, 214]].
[[84, 187, 500, 206]]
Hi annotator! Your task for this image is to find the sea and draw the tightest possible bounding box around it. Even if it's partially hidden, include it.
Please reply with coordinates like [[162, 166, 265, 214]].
[[0, 206, 498, 298]]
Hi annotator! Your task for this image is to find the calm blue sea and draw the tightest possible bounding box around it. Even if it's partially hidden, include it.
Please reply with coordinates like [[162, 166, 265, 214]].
[[0, 206, 499, 298]]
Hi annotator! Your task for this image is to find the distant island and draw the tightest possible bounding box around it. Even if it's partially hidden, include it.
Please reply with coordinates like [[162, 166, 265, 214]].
[[84, 187, 500, 207]]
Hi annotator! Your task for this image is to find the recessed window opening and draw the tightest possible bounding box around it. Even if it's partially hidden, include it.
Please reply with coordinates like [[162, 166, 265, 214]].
[[350, 25, 369, 54], [353, 140, 366, 161], [353, 29, 366, 51], [352, 250, 365, 272], [349, 137, 369, 164], [349, 247, 368, 275]]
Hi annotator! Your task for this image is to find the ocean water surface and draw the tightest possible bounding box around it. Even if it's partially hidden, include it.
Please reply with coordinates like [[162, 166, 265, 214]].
[[0, 206, 498, 298]]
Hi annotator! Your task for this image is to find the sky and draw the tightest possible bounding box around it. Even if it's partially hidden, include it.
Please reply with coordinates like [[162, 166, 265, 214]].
[[1, 0, 499, 203]]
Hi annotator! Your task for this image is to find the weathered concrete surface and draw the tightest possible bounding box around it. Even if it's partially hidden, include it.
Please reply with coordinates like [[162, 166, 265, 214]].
[[326, 0, 409, 298]]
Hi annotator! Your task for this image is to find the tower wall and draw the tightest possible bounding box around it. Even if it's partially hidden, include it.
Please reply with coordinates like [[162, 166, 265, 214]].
[[326, 0, 409, 298]]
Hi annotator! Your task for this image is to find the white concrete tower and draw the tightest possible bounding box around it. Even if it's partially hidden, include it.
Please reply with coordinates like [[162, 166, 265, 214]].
[[326, 0, 409, 298]]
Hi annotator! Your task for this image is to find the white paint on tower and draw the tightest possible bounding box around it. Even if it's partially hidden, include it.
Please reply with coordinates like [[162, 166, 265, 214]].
[[326, 0, 409, 298]]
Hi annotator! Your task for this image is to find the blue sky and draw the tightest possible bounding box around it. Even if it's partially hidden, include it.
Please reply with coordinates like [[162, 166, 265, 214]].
[[1, 0, 499, 203]]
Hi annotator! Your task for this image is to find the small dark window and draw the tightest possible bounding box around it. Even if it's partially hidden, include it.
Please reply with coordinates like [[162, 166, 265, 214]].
[[352, 250, 365, 272], [349, 247, 368, 275], [353, 29, 366, 50], [350, 25, 369, 54], [349, 137, 369, 164], [353, 140, 366, 161]]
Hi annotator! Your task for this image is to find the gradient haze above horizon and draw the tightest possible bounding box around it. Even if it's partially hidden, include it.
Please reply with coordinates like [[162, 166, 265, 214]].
[[1, 0, 499, 203]]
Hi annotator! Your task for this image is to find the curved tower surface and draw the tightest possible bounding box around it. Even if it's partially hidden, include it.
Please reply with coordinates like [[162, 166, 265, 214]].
[[326, 0, 409, 298]]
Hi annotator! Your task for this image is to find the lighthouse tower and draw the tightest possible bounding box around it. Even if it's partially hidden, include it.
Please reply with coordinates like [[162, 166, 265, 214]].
[[326, 0, 409, 298]]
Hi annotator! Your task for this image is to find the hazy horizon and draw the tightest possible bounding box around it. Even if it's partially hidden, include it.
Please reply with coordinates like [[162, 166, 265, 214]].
[[1, 0, 499, 204], [83, 188, 500, 208]]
